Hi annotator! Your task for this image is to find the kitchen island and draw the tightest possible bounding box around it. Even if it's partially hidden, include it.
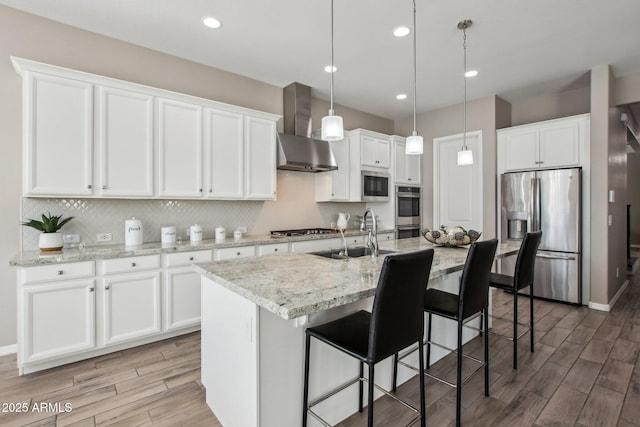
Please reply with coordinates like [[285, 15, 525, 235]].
[[195, 237, 520, 427]]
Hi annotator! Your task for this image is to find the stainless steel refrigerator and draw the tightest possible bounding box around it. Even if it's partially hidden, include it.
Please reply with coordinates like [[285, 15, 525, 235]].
[[500, 168, 581, 304]]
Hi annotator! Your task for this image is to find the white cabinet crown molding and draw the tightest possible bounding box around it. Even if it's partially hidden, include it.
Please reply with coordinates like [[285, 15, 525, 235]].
[[11, 56, 281, 122]]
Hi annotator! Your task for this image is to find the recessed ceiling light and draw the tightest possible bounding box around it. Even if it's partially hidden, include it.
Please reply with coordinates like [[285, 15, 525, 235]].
[[324, 65, 337, 73], [393, 26, 411, 37], [202, 16, 222, 29], [465, 70, 478, 78], [396, 94, 408, 100]]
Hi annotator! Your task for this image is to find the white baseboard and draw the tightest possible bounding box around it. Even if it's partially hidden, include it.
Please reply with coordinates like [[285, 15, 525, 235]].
[[0, 344, 17, 356], [589, 279, 629, 312]]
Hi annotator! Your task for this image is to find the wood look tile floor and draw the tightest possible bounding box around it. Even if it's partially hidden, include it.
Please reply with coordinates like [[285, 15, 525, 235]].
[[2, 273, 640, 426]]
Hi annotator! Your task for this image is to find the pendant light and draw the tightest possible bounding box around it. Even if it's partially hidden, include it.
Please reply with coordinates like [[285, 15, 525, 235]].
[[321, 0, 344, 141], [405, 0, 423, 155], [457, 19, 474, 166]]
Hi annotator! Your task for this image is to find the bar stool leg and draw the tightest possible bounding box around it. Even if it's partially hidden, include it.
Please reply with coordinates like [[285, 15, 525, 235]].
[[456, 320, 463, 427], [530, 285, 535, 353], [359, 361, 364, 412], [392, 353, 398, 392], [418, 339, 426, 427], [368, 364, 375, 427], [513, 291, 518, 370], [302, 334, 311, 427], [484, 307, 490, 396], [426, 313, 432, 369]]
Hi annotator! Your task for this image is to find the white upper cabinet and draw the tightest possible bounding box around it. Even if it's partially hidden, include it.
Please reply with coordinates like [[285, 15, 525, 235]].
[[157, 98, 203, 198], [96, 86, 154, 197], [393, 136, 421, 185], [245, 116, 277, 200], [205, 108, 244, 199], [360, 134, 390, 169], [498, 114, 588, 172], [23, 72, 93, 196], [13, 57, 280, 200], [315, 139, 350, 201]]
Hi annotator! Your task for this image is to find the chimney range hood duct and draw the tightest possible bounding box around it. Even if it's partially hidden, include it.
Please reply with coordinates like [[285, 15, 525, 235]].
[[277, 83, 338, 172]]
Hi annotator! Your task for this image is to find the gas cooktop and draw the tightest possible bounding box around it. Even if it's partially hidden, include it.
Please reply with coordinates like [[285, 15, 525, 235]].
[[270, 228, 338, 238]]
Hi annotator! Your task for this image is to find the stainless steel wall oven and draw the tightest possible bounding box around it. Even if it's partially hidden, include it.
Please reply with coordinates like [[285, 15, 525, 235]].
[[396, 186, 421, 239]]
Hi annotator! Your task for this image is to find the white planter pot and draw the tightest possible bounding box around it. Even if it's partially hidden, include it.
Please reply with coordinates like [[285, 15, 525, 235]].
[[39, 233, 64, 252]]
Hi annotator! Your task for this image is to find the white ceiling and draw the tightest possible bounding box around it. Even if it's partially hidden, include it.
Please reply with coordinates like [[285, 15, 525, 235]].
[[2, 0, 640, 120]]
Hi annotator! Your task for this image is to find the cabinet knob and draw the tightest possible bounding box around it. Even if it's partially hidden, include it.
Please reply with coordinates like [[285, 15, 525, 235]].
[[189, 256, 194, 261], [199, 188, 203, 192], [105, 285, 110, 290], [87, 184, 92, 189], [237, 252, 241, 256], [209, 189, 213, 193], [89, 287, 94, 292], [102, 185, 108, 190], [274, 248, 278, 252], [131, 262, 136, 267], [408, 178, 412, 181], [57, 270, 63, 275]]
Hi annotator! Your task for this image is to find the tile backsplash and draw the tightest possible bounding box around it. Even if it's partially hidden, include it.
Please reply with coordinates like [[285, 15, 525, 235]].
[[21, 197, 366, 250]]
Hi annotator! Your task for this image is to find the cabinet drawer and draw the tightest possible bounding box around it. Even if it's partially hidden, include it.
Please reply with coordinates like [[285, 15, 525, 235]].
[[346, 235, 365, 245], [290, 237, 342, 253], [164, 250, 213, 268], [379, 232, 395, 241], [102, 255, 160, 275], [22, 261, 95, 284], [215, 246, 256, 261], [256, 242, 289, 256]]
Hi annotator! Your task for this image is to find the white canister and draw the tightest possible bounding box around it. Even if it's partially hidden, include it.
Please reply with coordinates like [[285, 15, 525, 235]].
[[233, 229, 243, 242], [190, 224, 203, 242], [125, 218, 143, 246], [215, 226, 226, 242], [161, 226, 177, 244]]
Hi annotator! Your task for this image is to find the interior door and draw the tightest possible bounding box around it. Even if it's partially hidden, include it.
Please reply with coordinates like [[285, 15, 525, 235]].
[[433, 131, 483, 231]]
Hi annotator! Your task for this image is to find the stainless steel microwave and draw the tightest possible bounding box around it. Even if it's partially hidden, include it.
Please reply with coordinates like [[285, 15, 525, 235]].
[[362, 170, 389, 202]]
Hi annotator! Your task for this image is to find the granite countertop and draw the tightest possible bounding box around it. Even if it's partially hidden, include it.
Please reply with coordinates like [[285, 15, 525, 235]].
[[194, 237, 521, 320], [9, 229, 395, 266]]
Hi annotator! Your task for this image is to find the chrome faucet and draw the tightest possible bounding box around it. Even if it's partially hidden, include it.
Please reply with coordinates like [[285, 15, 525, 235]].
[[360, 208, 378, 258]]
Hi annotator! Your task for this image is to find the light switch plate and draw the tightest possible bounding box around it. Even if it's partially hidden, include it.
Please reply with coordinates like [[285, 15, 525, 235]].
[[609, 190, 615, 203], [63, 234, 80, 244]]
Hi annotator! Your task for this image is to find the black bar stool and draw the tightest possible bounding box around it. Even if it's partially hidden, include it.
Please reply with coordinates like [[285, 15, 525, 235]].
[[488, 231, 542, 369], [395, 239, 497, 427], [302, 249, 434, 427]]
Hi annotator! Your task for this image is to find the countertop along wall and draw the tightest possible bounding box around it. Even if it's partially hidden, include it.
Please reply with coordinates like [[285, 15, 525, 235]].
[[0, 5, 392, 349]]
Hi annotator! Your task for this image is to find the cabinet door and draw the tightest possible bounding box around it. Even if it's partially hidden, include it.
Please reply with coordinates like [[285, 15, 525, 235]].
[[394, 140, 409, 183], [24, 72, 93, 196], [539, 120, 580, 168], [165, 268, 201, 330], [103, 272, 161, 345], [406, 152, 421, 184], [21, 280, 95, 363], [501, 128, 539, 171], [97, 86, 154, 197], [361, 136, 378, 167], [157, 99, 203, 197], [374, 138, 390, 168], [205, 108, 244, 199], [329, 139, 350, 200], [245, 116, 277, 200]]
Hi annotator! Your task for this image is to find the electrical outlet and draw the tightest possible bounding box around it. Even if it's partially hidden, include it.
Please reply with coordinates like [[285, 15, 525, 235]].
[[238, 226, 247, 233], [96, 233, 112, 242], [63, 234, 80, 244]]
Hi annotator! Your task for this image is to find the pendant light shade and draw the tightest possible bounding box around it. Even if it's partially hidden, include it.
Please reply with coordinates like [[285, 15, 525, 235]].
[[406, 133, 424, 155], [405, 0, 423, 155], [321, 111, 344, 141], [457, 19, 474, 166], [321, 0, 344, 141]]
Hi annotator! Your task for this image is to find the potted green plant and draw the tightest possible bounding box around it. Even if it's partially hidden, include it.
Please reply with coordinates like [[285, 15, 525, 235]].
[[21, 212, 74, 252]]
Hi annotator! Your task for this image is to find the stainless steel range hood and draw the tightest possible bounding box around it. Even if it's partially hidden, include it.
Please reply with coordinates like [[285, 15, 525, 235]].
[[277, 83, 338, 172]]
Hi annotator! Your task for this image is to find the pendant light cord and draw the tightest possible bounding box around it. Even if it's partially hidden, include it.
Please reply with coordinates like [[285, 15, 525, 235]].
[[329, 0, 335, 114], [462, 26, 467, 150], [412, 0, 417, 136]]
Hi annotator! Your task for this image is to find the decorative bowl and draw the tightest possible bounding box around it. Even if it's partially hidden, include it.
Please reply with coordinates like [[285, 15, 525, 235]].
[[421, 226, 482, 247]]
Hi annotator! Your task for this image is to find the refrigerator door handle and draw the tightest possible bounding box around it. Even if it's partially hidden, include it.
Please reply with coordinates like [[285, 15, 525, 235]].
[[534, 177, 541, 232], [530, 177, 537, 231], [536, 253, 577, 261]]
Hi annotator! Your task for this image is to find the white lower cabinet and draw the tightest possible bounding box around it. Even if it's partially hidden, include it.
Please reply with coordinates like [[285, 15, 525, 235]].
[[20, 279, 95, 364], [163, 250, 212, 331], [256, 242, 290, 256], [102, 271, 162, 346], [215, 245, 256, 260]]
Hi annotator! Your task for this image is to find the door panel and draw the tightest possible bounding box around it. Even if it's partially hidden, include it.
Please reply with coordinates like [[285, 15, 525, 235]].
[[537, 168, 581, 252]]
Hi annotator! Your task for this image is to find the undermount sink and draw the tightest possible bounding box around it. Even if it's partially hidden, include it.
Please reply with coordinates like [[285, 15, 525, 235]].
[[311, 248, 396, 259]]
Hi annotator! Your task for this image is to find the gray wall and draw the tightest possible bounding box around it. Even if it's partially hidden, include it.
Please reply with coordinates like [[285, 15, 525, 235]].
[[0, 5, 390, 348], [510, 85, 591, 127], [627, 154, 640, 246]]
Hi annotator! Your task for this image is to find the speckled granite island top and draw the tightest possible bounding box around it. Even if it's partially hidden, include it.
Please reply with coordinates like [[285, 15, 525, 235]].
[[194, 237, 521, 320]]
